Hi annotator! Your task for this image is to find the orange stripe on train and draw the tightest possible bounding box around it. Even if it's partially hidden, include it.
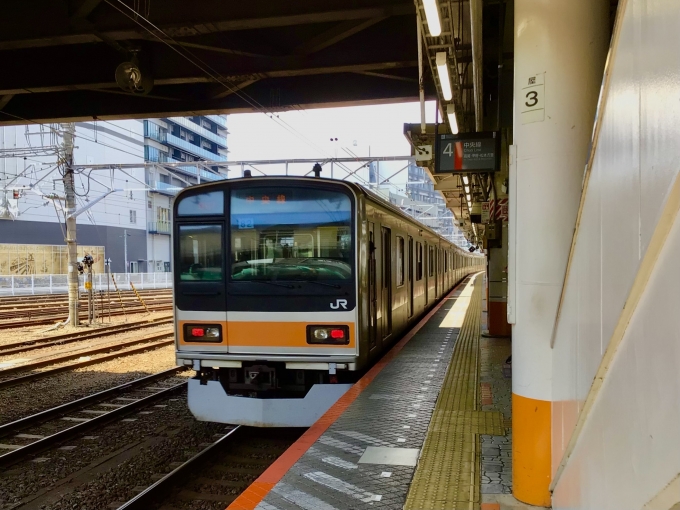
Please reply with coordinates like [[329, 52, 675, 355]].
[[178, 320, 356, 348]]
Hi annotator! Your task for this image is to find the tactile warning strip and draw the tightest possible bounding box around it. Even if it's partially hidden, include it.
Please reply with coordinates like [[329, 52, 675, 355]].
[[404, 274, 506, 510]]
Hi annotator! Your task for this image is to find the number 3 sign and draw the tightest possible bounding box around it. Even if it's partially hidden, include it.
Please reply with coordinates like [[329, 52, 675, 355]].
[[521, 73, 545, 124]]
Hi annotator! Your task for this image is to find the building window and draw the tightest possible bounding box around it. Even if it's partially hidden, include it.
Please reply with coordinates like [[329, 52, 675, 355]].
[[130, 210, 137, 224], [396, 236, 405, 287], [148, 200, 152, 209]]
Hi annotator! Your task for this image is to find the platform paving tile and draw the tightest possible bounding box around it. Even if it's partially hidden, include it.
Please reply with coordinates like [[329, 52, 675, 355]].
[[259, 286, 469, 510]]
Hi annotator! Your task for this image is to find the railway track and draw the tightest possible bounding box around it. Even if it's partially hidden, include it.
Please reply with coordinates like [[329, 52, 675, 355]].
[[0, 296, 172, 317], [115, 426, 302, 510], [0, 315, 173, 356], [0, 367, 188, 468], [0, 332, 174, 389], [0, 288, 172, 305], [0, 302, 173, 329]]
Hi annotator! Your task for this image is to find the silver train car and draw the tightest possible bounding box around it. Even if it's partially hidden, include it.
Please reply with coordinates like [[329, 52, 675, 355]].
[[172, 176, 485, 427]]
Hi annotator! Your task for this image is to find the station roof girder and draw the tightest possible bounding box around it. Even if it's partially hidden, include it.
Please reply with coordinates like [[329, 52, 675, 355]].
[[0, 0, 436, 124]]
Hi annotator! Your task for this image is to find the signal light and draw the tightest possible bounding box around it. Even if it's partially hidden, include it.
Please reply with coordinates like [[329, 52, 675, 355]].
[[191, 328, 205, 337], [330, 329, 345, 339], [12, 190, 19, 199]]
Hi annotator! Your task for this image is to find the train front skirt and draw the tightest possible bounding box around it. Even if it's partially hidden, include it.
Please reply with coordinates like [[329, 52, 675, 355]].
[[188, 379, 354, 427]]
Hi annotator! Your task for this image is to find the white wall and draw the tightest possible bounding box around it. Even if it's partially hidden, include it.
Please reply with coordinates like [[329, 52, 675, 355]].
[[551, 0, 680, 507]]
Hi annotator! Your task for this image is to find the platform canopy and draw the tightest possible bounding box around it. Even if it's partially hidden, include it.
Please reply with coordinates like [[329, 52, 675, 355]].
[[0, 0, 436, 125]]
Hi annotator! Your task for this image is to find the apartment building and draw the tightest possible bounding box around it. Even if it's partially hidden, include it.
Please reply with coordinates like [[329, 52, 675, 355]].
[[143, 115, 228, 272]]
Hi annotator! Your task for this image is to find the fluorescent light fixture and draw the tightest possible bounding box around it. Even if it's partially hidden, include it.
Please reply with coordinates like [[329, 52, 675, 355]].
[[462, 176, 469, 185], [446, 103, 459, 134], [422, 0, 442, 37], [466, 194, 472, 202], [435, 52, 453, 101], [464, 186, 470, 194]]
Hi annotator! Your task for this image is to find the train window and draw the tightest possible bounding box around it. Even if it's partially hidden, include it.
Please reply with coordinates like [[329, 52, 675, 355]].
[[382, 227, 391, 288], [416, 242, 423, 281], [428, 247, 435, 277], [444, 251, 448, 273], [177, 191, 224, 216], [178, 224, 223, 281], [396, 236, 405, 287], [230, 186, 352, 281]]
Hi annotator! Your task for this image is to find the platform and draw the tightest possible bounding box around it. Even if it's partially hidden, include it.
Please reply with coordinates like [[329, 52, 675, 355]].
[[228, 274, 531, 510]]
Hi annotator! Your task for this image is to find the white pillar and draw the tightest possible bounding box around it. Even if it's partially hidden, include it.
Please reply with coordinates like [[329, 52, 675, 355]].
[[510, 0, 609, 505]]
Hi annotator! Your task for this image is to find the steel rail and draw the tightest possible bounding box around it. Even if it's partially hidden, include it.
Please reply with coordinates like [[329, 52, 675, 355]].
[[0, 332, 174, 377], [0, 338, 174, 389], [0, 367, 184, 435], [0, 316, 173, 355], [0, 303, 173, 330], [115, 426, 242, 510], [0, 380, 187, 468], [0, 289, 171, 304], [0, 297, 173, 315]]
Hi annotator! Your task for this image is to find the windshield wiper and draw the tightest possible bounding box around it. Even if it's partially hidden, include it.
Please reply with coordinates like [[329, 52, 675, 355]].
[[299, 280, 342, 289], [248, 280, 295, 289]]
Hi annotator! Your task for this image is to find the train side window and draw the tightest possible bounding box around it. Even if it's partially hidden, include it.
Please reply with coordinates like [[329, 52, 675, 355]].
[[428, 246, 435, 277], [178, 224, 223, 281], [396, 236, 405, 287], [382, 227, 391, 288], [416, 242, 423, 281]]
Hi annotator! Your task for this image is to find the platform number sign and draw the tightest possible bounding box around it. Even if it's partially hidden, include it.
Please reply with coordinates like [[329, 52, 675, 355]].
[[435, 132, 500, 173], [521, 73, 545, 124]]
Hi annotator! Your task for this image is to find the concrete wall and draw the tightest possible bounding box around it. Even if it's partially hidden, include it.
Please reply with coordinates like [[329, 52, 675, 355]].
[[0, 220, 146, 273], [551, 1, 680, 507]]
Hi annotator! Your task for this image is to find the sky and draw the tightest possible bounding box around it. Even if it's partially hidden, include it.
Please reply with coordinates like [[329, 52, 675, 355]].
[[226, 101, 438, 185]]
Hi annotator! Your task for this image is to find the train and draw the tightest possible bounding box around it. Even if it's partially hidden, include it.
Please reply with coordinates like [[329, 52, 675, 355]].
[[172, 175, 485, 427]]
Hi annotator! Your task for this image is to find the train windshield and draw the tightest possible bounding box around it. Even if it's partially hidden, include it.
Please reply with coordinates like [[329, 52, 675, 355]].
[[230, 186, 352, 281]]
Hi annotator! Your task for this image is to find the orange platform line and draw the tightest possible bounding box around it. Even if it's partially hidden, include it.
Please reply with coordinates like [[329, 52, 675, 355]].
[[226, 278, 470, 510]]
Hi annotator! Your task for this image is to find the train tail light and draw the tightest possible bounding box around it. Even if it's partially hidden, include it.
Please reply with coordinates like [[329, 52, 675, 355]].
[[185, 324, 222, 342], [307, 325, 350, 345]]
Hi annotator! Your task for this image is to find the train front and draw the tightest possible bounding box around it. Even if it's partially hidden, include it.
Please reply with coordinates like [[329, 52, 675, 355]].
[[173, 179, 359, 427]]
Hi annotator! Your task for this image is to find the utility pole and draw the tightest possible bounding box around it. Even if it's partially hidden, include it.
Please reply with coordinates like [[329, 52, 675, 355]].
[[61, 123, 79, 327]]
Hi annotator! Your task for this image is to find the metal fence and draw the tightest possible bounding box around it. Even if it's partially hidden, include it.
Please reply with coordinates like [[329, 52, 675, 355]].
[[0, 272, 173, 296]]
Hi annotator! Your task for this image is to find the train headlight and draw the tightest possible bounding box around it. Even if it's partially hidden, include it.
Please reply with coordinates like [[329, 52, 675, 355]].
[[307, 325, 350, 345], [314, 329, 329, 340], [184, 324, 223, 343]]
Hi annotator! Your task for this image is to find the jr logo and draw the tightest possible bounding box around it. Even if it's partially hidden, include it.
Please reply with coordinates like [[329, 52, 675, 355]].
[[330, 299, 348, 310]]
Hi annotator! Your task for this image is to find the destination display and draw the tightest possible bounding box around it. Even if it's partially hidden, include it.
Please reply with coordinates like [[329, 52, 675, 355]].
[[435, 132, 500, 173]]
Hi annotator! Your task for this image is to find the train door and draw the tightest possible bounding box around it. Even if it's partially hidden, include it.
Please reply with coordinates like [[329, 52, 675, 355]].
[[381, 226, 392, 339], [368, 222, 377, 350], [408, 235, 414, 318]]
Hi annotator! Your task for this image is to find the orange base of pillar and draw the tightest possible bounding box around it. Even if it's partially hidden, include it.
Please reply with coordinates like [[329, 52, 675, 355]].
[[512, 393, 552, 507], [488, 300, 511, 337]]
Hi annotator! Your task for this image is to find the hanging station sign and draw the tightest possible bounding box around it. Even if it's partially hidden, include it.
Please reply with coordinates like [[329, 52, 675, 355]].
[[435, 131, 500, 173]]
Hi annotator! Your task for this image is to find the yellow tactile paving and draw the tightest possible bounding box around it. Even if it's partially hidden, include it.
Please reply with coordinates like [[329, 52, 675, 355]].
[[405, 274, 506, 510]]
